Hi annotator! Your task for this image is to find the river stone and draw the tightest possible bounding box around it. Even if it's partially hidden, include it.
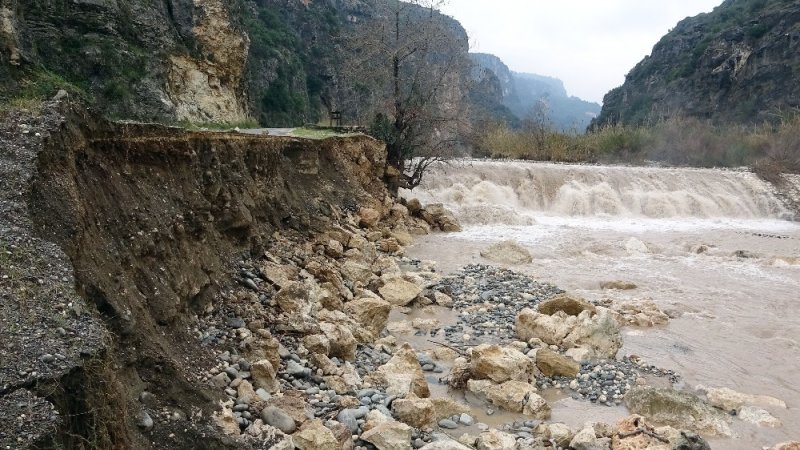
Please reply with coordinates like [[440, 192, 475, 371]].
[[379, 278, 422, 306], [623, 387, 732, 436], [479, 240, 532, 265], [536, 348, 580, 378], [476, 429, 517, 450], [470, 344, 534, 384], [293, 419, 339, 450], [367, 343, 430, 398], [537, 293, 596, 316], [261, 406, 296, 434], [361, 419, 413, 450]]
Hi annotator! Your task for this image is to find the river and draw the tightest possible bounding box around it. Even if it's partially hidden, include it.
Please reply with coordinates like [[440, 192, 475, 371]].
[[401, 160, 800, 449]]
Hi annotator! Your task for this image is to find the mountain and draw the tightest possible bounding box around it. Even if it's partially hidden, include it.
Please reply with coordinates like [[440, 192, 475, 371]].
[[594, 0, 800, 127], [470, 53, 601, 131], [0, 0, 483, 128]]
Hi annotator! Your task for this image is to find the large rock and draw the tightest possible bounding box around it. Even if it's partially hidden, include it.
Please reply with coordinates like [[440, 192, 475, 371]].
[[518, 306, 621, 359], [340, 260, 374, 284], [515, 308, 576, 345], [703, 386, 786, 412], [623, 387, 732, 437], [274, 281, 313, 316], [250, 359, 280, 393], [359, 207, 381, 228], [479, 240, 532, 264], [392, 395, 435, 428], [420, 203, 461, 232], [260, 261, 300, 288], [569, 425, 603, 450], [766, 443, 800, 450], [536, 348, 580, 378], [345, 297, 391, 341], [293, 419, 340, 450], [476, 429, 517, 450], [367, 343, 430, 398], [562, 309, 622, 359], [431, 398, 469, 420], [484, 381, 551, 419], [611, 415, 710, 450], [379, 278, 422, 306], [419, 440, 473, 450], [737, 406, 782, 428], [470, 344, 534, 384], [361, 420, 413, 450], [538, 293, 596, 316], [319, 322, 357, 360]]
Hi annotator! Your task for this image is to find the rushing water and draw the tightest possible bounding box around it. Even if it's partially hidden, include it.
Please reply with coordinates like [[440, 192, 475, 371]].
[[401, 160, 800, 449]]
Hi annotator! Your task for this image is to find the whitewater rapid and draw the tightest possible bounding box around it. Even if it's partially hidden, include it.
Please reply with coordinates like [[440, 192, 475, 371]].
[[403, 160, 800, 450]]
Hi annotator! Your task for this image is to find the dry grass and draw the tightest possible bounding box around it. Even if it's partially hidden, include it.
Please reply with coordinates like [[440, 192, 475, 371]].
[[479, 114, 800, 178]]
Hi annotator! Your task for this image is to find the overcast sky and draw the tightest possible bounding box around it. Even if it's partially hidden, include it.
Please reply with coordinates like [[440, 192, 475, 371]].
[[439, 0, 723, 104]]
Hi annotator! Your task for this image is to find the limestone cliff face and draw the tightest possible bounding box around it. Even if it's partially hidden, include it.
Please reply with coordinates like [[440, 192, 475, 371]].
[[595, 0, 800, 126], [166, 0, 250, 122]]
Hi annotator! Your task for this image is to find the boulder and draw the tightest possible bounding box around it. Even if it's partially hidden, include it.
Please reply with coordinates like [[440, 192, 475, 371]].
[[361, 420, 413, 450], [515, 308, 576, 345], [319, 322, 357, 360], [623, 387, 732, 436], [379, 278, 422, 306], [536, 348, 580, 377], [302, 334, 330, 355], [766, 443, 800, 450], [470, 344, 534, 384], [266, 390, 313, 427], [213, 407, 240, 435], [479, 240, 532, 264], [259, 262, 300, 288], [538, 293, 596, 316], [703, 386, 786, 412], [367, 343, 430, 398], [569, 425, 602, 450], [392, 395, 435, 427], [419, 440, 472, 450], [359, 207, 381, 228], [250, 359, 279, 393], [293, 420, 340, 450], [431, 398, 469, 421], [611, 415, 710, 450], [600, 280, 637, 290], [345, 297, 391, 341], [274, 281, 312, 316], [476, 429, 517, 450], [433, 291, 454, 307], [562, 309, 622, 359], [340, 260, 374, 284], [737, 406, 781, 428], [484, 381, 550, 419]]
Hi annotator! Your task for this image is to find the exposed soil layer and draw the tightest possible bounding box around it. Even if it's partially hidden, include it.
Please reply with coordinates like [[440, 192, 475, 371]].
[[1, 102, 388, 449]]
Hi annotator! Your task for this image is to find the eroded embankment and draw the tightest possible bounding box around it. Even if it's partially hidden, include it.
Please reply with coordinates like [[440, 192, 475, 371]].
[[1, 103, 390, 448]]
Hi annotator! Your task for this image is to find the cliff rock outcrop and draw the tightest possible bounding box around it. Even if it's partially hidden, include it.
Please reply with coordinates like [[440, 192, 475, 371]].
[[595, 0, 800, 126]]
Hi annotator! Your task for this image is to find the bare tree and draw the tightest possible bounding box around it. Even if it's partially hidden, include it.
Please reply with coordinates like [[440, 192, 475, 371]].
[[336, 0, 472, 191]]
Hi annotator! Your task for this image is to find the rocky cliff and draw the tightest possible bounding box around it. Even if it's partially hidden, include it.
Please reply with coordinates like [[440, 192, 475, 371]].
[[470, 53, 601, 131], [594, 0, 800, 126]]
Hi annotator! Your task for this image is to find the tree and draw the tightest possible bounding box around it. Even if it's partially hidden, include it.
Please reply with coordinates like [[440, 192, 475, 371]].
[[336, 0, 471, 191]]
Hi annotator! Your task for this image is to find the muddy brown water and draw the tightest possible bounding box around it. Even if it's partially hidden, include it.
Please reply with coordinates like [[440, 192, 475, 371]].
[[394, 160, 800, 449]]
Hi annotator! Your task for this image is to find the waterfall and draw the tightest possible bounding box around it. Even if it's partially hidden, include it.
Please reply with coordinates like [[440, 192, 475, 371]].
[[403, 160, 793, 225]]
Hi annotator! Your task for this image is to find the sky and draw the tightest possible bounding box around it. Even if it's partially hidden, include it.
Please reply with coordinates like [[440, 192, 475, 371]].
[[439, 0, 723, 104]]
